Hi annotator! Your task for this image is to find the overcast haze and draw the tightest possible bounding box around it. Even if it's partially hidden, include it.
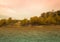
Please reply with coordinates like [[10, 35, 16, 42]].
[[0, 0, 60, 19]]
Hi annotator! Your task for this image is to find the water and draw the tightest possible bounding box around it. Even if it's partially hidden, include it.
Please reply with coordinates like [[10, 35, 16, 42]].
[[0, 27, 60, 42]]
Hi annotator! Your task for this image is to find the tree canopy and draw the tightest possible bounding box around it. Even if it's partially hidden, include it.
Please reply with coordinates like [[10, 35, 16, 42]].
[[0, 10, 60, 26]]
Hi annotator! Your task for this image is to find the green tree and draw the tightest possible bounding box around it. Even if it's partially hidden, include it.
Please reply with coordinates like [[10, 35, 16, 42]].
[[46, 17, 56, 25], [30, 16, 39, 25], [55, 11, 60, 24], [6, 17, 12, 25], [39, 16, 47, 25], [0, 19, 6, 26], [20, 19, 29, 26]]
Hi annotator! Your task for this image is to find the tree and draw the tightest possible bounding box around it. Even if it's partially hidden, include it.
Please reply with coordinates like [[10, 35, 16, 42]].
[[45, 17, 56, 25], [30, 16, 39, 25], [6, 17, 12, 25], [55, 11, 60, 24], [20, 19, 29, 26], [39, 16, 47, 25], [41, 13, 46, 18], [0, 19, 6, 26]]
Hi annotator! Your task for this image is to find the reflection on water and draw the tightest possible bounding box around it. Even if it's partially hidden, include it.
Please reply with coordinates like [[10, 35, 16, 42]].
[[0, 27, 60, 42]]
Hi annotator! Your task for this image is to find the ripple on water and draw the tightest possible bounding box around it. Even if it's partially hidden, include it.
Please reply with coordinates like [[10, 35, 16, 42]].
[[0, 28, 60, 42]]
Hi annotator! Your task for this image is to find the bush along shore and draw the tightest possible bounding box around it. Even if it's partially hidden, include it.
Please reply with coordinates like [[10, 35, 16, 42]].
[[0, 10, 60, 27]]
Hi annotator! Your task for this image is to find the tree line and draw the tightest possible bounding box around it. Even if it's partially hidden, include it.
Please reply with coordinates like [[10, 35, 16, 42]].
[[0, 17, 18, 27], [0, 10, 60, 27], [20, 10, 60, 26]]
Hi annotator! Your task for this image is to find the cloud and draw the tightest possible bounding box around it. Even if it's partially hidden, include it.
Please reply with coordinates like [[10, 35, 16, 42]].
[[0, 0, 60, 19], [6, 8, 16, 13], [0, 14, 8, 19]]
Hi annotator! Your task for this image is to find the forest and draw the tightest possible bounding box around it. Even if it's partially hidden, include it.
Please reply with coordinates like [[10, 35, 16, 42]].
[[0, 10, 60, 27]]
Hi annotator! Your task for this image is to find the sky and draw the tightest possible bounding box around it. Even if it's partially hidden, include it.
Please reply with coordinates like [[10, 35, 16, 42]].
[[0, 0, 60, 19]]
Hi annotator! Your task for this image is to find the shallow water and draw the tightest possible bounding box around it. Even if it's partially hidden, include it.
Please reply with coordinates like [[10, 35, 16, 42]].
[[0, 27, 60, 42]]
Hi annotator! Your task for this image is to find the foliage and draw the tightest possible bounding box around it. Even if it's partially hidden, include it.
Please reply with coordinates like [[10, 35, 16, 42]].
[[0, 10, 60, 26], [20, 19, 29, 26], [30, 16, 39, 25], [0, 19, 6, 26]]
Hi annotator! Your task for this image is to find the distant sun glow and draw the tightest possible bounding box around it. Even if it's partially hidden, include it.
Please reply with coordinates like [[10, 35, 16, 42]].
[[0, 0, 60, 19]]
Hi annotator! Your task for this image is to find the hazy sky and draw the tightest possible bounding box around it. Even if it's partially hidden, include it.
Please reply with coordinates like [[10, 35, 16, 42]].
[[0, 0, 60, 19]]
